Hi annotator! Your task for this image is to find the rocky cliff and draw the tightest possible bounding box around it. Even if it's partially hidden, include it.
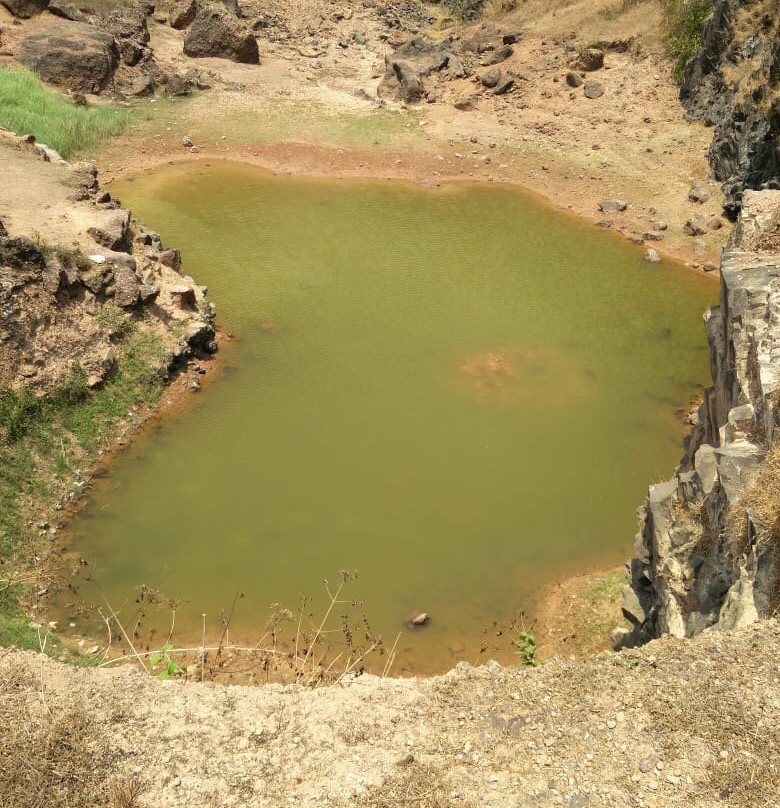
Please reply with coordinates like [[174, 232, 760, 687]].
[[679, 0, 779, 217], [622, 189, 780, 645]]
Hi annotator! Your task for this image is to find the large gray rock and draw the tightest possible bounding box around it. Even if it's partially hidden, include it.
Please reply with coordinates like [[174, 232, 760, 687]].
[[183, 4, 259, 63], [626, 190, 780, 646], [19, 20, 119, 93], [0, 0, 48, 18]]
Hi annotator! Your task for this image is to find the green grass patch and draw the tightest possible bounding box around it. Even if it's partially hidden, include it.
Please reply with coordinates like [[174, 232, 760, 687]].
[[0, 318, 167, 627], [660, 0, 716, 81], [0, 67, 128, 158]]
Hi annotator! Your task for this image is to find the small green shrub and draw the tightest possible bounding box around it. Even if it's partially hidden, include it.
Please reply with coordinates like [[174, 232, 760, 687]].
[[514, 630, 538, 666], [0, 67, 128, 158], [661, 0, 716, 81]]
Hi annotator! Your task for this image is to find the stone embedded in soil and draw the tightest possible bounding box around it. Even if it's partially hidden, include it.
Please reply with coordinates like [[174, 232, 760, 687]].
[[565, 71, 583, 88], [454, 95, 477, 111], [598, 198, 627, 213], [574, 48, 604, 72], [493, 73, 514, 96], [480, 68, 501, 88], [688, 181, 710, 204], [682, 215, 707, 236], [482, 44, 513, 66], [583, 80, 604, 99]]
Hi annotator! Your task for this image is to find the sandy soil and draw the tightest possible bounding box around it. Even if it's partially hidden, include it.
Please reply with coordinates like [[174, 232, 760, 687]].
[[2, 619, 778, 807]]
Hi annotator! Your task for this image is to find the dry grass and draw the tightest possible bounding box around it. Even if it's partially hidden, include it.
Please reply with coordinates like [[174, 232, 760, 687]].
[[0, 656, 142, 808], [365, 761, 476, 808], [726, 441, 780, 560], [648, 675, 780, 804]]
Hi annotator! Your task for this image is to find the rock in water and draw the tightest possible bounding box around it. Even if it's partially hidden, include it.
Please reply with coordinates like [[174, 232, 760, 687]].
[[410, 613, 430, 626], [183, 3, 259, 64]]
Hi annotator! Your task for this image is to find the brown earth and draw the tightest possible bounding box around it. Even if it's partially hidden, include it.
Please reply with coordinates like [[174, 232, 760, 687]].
[[83, 0, 730, 273]]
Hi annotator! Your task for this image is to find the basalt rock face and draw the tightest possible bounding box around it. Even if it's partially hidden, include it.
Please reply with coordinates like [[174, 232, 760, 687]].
[[622, 190, 780, 647], [679, 0, 780, 218]]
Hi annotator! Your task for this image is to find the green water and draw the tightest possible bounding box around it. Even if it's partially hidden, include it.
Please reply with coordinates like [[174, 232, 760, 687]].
[[55, 161, 715, 673]]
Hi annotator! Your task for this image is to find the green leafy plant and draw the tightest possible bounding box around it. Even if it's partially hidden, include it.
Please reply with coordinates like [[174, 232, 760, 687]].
[[513, 630, 538, 666], [148, 643, 184, 680], [660, 0, 716, 81]]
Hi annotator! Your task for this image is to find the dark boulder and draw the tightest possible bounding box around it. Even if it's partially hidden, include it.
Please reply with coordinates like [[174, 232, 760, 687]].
[[47, 0, 85, 21], [0, 0, 48, 18], [183, 3, 259, 63], [574, 47, 604, 72], [169, 0, 196, 29], [19, 20, 119, 94]]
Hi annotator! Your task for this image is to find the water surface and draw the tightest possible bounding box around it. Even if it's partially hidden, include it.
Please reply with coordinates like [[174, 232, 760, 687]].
[[55, 162, 715, 672]]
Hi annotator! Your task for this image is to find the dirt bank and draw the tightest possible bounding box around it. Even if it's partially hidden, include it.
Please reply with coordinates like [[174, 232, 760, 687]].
[[2, 618, 778, 807], [85, 0, 730, 271]]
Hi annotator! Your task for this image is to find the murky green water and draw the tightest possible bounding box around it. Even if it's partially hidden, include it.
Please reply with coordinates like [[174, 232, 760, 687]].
[[54, 161, 715, 673]]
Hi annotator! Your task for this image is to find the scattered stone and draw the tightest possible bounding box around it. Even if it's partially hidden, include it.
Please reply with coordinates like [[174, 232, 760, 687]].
[[598, 199, 627, 213], [480, 68, 500, 88], [482, 44, 513, 66], [565, 71, 583, 88], [688, 181, 710, 204], [183, 136, 194, 148], [654, 220, 668, 231], [583, 80, 604, 99], [644, 248, 662, 263], [682, 215, 707, 236], [502, 30, 523, 45], [707, 215, 723, 230], [643, 232, 663, 241], [597, 219, 613, 228], [574, 48, 604, 71], [454, 95, 477, 111], [493, 73, 514, 95]]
